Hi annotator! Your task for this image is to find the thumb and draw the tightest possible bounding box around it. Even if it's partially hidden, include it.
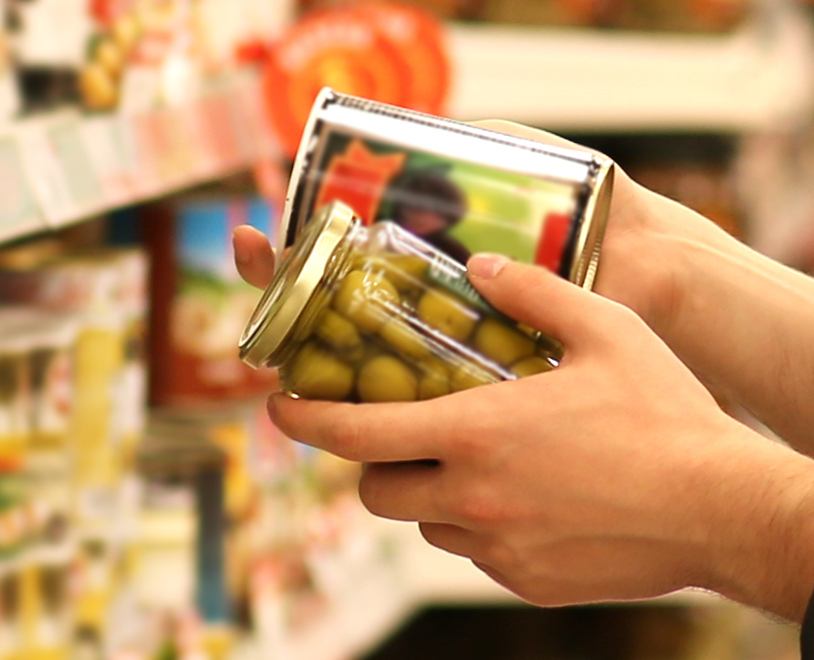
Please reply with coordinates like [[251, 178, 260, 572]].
[[467, 253, 600, 347]]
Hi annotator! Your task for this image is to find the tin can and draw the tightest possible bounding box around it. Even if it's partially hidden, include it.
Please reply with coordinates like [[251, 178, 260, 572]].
[[240, 201, 560, 403], [280, 88, 615, 289]]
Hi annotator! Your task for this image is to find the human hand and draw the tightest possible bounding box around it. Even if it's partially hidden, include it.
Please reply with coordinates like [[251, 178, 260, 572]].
[[233, 224, 276, 289], [266, 255, 814, 619], [472, 120, 685, 339]]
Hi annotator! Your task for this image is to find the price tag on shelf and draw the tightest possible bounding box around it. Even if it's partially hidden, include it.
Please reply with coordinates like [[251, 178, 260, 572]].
[[155, 108, 195, 187], [45, 116, 106, 224], [125, 112, 164, 196], [17, 118, 79, 226], [0, 134, 47, 242], [239, 76, 279, 159], [199, 92, 243, 170], [225, 88, 254, 164], [166, 104, 209, 182], [186, 96, 222, 178], [80, 116, 134, 207], [120, 66, 162, 116]]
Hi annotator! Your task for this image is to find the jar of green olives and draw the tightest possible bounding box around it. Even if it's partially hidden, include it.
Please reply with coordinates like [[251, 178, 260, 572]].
[[239, 201, 561, 402]]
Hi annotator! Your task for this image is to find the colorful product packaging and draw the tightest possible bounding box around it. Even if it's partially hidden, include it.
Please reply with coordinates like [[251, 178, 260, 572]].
[[0, 247, 148, 538], [281, 89, 614, 288], [263, 3, 451, 158], [146, 196, 277, 406]]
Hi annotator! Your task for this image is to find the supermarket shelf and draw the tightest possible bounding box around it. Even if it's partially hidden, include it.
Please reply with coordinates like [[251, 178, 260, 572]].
[[0, 71, 276, 246], [448, 8, 814, 132], [239, 520, 725, 659], [237, 554, 411, 660]]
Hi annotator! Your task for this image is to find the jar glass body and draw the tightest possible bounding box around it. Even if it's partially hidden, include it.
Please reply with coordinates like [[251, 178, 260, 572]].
[[275, 218, 560, 403]]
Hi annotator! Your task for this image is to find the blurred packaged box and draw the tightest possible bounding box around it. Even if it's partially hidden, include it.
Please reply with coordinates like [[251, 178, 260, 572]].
[[146, 196, 277, 406], [0, 247, 148, 536], [297, 0, 487, 20], [0, 14, 19, 123], [299, 0, 750, 32]]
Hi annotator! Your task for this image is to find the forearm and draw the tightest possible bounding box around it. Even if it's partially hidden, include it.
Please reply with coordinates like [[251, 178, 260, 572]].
[[694, 419, 814, 622], [599, 183, 814, 451]]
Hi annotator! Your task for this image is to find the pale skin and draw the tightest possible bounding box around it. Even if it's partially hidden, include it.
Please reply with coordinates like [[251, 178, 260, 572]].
[[232, 121, 814, 623]]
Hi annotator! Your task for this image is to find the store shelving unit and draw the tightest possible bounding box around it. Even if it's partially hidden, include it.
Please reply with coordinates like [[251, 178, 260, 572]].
[[449, 8, 814, 131], [0, 71, 276, 245], [2, 4, 812, 658]]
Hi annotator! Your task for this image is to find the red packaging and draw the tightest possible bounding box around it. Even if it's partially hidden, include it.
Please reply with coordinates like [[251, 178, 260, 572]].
[[146, 197, 278, 406]]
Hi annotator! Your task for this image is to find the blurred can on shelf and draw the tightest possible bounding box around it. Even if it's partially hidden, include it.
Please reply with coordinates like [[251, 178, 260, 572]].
[[280, 88, 615, 290]]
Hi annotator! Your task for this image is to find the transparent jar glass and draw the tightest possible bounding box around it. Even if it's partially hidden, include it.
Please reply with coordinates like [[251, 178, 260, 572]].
[[239, 201, 561, 402]]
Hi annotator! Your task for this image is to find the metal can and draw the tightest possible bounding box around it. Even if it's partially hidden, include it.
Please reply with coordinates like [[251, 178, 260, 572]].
[[280, 88, 615, 289], [240, 201, 560, 403]]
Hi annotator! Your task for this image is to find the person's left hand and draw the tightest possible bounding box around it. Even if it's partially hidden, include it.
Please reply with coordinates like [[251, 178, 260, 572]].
[[266, 254, 814, 610]]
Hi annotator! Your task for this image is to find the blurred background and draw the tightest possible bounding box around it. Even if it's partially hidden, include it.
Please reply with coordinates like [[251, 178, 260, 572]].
[[1, 0, 814, 658]]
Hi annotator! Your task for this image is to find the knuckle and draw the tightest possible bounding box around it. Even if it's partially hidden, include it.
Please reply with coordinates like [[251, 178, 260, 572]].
[[609, 302, 645, 331], [331, 412, 364, 460], [450, 429, 487, 459]]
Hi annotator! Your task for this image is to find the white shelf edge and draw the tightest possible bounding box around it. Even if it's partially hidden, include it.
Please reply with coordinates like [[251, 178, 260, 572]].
[[448, 9, 814, 132], [0, 72, 277, 247]]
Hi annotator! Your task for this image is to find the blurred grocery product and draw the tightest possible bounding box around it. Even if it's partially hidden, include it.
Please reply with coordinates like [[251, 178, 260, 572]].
[[145, 195, 277, 407], [0, 246, 148, 536], [0, 11, 19, 123], [5, 0, 90, 113], [263, 3, 449, 156], [301, 0, 751, 31], [298, 0, 487, 20]]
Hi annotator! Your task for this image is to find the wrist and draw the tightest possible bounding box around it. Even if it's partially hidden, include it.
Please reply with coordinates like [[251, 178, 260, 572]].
[[693, 419, 814, 621]]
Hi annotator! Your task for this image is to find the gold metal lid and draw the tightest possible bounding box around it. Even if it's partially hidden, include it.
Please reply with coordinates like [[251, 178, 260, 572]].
[[239, 201, 357, 368]]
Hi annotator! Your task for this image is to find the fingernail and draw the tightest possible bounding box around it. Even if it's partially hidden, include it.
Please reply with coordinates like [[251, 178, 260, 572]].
[[467, 253, 508, 279]]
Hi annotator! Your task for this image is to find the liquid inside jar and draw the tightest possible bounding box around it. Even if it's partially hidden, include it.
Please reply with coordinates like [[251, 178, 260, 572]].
[[266, 211, 562, 403]]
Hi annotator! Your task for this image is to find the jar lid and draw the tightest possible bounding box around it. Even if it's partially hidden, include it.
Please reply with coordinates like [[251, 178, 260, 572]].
[[239, 201, 357, 368]]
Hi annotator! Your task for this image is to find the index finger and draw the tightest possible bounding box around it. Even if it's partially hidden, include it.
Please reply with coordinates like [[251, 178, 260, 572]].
[[267, 394, 456, 463]]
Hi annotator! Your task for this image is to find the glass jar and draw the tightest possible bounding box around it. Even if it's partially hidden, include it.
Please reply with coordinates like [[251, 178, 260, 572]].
[[239, 201, 561, 403]]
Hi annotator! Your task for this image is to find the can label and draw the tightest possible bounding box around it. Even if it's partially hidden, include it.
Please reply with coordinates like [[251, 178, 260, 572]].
[[296, 133, 583, 277]]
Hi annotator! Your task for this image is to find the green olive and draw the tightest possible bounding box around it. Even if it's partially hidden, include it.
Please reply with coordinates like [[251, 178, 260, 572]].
[[517, 323, 564, 359], [418, 358, 450, 400], [511, 356, 554, 377], [473, 319, 535, 366], [354, 254, 428, 294], [286, 343, 354, 401], [417, 288, 478, 342], [314, 309, 362, 353], [333, 270, 399, 334], [450, 364, 497, 392], [357, 355, 418, 403], [291, 288, 332, 342], [379, 318, 430, 360], [380, 254, 428, 293]]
